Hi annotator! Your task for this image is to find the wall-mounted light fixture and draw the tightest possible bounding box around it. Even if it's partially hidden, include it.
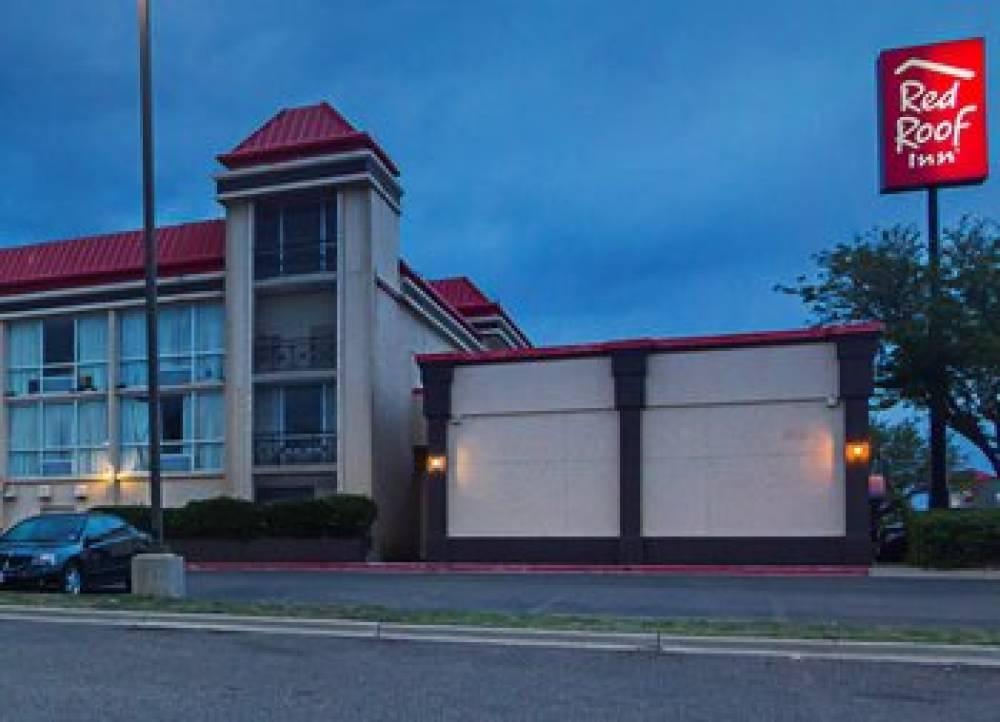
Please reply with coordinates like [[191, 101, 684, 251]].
[[845, 440, 871, 465], [427, 454, 447, 474]]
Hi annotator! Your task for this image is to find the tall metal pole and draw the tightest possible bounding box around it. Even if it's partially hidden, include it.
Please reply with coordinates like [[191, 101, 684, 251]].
[[138, 0, 164, 544], [927, 187, 948, 509]]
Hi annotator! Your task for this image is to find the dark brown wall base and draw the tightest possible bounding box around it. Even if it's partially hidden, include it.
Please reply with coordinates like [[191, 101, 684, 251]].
[[437, 536, 870, 566], [168, 537, 370, 563]]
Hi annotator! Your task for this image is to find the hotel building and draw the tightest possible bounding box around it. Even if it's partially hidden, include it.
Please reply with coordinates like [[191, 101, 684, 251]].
[[0, 102, 528, 558]]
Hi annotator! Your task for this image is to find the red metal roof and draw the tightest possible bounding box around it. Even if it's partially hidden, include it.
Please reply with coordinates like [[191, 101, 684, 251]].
[[418, 322, 884, 366], [0, 219, 225, 297], [217, 102, 399, 176], [399, 262, 482, 341], [428, 276, 530, 345], [428, 277, 491, 309]]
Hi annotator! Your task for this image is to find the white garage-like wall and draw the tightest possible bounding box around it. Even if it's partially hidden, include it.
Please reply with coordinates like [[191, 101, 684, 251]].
[[642, 344, 845, 537], [448, 358, 619, 537]]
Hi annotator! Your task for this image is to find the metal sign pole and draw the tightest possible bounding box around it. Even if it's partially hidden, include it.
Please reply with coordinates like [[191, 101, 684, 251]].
[[926, 187, 948, 509], [138, 0, 164, 545]]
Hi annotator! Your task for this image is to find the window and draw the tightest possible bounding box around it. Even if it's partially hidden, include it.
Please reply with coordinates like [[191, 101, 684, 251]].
[[119, 390, 224, 473], [84, 515, 124, 540], [7, 314, 108, 396], [253, 383, 335, 466], [8, 400, 108, 478], [118, 302, 224, 388], [254, 199, 336, 279]]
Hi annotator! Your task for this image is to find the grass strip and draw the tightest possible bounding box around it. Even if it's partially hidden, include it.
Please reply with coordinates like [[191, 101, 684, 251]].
[[0, 590, 997, 647]]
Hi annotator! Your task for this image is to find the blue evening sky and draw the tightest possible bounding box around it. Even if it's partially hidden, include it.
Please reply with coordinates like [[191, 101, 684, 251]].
[[0, 1, 997, 468], [0, 1, 996, 342]]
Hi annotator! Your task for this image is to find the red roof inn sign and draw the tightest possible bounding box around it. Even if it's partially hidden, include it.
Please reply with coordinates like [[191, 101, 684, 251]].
[[878, 38, 988, 193]]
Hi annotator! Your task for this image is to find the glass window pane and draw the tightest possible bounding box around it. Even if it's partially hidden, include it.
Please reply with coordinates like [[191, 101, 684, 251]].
[[10, 404, 39, 450], [43, 317, 74, 365], [77, 401, 108, 446], [159, 305, 192, 357], [43, 403, 74, 448], [8, 321, 41, 368], [161, 396, 185, 443], [77, 315, 107, 362], [284, 385, 321, 435]]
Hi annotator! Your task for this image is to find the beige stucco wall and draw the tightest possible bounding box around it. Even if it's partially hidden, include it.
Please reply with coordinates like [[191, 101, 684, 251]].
[[223, 201, 255, 500], [642, 343, 845, 537], [1, 477, 225, 528], [447, 357, 618, 538]]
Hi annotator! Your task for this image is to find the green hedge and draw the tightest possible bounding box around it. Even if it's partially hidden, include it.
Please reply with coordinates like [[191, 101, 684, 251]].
[[907, 510, 1000, 569], [93, 494, 376, 541]]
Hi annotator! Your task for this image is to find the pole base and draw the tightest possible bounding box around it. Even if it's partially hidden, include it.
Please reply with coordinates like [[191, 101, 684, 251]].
[[131, 553, 186, 598]]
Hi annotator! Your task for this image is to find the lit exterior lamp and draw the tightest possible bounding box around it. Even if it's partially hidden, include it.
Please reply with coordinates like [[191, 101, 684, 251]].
[[845, 440, 872, 465], [427, 454, 447, 474]]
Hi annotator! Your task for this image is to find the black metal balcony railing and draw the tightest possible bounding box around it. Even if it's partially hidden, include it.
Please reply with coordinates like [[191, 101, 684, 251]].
[[254, 335, 336, 374], [254, 239, 336, 279], [253, 433, 336, 467]]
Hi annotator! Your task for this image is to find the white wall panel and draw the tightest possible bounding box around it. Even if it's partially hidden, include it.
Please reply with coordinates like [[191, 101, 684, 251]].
[[452, 358, 612, 417], [448, 410, 619, 537], [646, 344, 838, 406], [642, 402, 845, 536]]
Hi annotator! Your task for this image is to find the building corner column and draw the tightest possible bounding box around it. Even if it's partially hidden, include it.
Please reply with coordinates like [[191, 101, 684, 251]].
[[612, 349, 647, 565], [837, 335, 879, 560], [420, 363, 453, 562]]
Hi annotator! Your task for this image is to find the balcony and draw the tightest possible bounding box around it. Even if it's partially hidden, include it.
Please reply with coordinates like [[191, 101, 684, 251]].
[[253, 433, 336, 467], [254, 239, 336, 280], [254, 335, 336, 375]]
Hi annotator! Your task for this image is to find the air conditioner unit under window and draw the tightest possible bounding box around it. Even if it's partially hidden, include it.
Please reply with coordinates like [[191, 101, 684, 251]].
[[37, 485, 53, 501]]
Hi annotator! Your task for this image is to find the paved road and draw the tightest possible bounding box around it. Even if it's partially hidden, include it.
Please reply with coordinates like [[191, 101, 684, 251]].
[[1, 620, 998, 721], [187, 571, 1000, 628]]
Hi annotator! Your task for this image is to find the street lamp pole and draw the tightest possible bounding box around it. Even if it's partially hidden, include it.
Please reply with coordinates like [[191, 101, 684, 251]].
[[138, 0, 164, 545]]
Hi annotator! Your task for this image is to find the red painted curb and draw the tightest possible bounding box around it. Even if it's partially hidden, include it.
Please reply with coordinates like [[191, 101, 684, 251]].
[[186, 562, 871, 577]]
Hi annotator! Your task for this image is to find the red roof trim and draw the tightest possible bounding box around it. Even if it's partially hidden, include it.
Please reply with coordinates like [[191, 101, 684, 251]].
[[0, 219, 225, 298], [427, 276, 531, 346], [418, 322, 884, 366], [399, 261, 481, 343], [217, 102, 400, 176]]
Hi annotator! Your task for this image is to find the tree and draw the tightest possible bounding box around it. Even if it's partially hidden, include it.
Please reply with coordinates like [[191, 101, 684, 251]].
[[777, 216, 1000, 484], [871, 418, 965, 495]]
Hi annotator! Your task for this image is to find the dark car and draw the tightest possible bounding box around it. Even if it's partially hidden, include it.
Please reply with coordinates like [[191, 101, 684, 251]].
[[0, 512, 151, 594]]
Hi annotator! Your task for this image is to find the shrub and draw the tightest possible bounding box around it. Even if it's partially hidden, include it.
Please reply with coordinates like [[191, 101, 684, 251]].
[[907, 510, 1000, 569], [93, 494, 377, 540], [263, 494, 377, 538], [171, 497, 266, 540]]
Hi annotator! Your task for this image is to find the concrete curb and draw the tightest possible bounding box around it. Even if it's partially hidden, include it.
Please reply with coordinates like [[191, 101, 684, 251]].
[[185, 562, 871, 577], [1, 604, 999, 668], [869, 566, 1000, 580]]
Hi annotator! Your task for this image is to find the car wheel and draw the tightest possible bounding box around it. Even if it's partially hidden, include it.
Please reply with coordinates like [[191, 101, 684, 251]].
[[62, 563, 84, 595]]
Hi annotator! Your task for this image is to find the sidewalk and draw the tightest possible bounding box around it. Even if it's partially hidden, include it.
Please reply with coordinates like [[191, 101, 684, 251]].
[[1, 602, 999, 668]]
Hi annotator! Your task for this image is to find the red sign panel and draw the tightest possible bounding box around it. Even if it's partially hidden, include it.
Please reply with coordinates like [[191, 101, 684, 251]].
[[878, 38, 988, 193]]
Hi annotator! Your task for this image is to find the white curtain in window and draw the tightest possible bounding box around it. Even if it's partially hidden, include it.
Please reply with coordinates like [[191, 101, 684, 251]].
[[120, 397, 149, 472], [159, 305, 192, 385], [77, 314, 108, 390], [119, 310, 147, 387], [159, 305, 191, 357], [43, 403, 74, 449], [195, 303, 224, 382], [9, 404, 39, 477], [195, 391, 224, 470], [7, 321, 41, 395], [76, 315, 107, 362], [77, 401, 108, 474]]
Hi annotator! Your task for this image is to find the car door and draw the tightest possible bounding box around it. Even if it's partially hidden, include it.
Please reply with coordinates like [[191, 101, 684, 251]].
[[81, 515, 117, 581], [103, 519, 136, 580]]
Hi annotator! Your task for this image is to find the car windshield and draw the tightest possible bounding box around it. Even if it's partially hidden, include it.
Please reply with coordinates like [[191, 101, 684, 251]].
[[2, 516, 85, 543]]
